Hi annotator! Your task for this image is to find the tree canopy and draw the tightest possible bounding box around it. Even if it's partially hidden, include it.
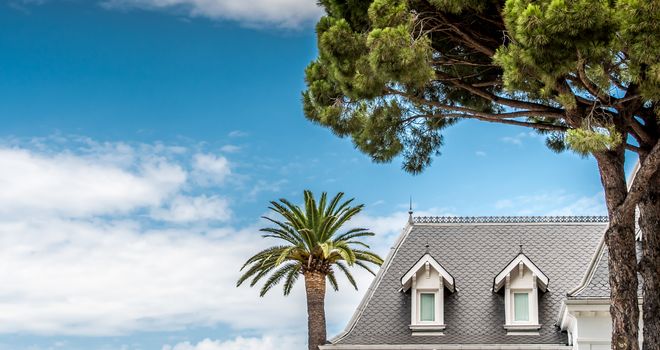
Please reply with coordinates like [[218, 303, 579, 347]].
[[237, 190, 383, 296], [303, 0, 658, 173]]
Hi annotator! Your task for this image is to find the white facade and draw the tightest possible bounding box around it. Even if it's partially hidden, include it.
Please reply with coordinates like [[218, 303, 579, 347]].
[[558, 298, 643, 350]]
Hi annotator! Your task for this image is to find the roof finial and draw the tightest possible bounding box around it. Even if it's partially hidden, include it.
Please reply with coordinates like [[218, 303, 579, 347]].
[[408, 196, 414, 224], [519, 244, 523, 254], [425, 242, 430, 254]]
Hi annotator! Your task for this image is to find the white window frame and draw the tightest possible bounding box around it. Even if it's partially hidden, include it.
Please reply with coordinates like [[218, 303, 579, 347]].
[[511, 290, 532, 323], [503, 270, 541, 333], [408, 274, 446, 333], [416, 289, 441, 324]]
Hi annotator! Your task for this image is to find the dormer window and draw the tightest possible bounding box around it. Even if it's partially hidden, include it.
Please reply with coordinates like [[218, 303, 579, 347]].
[[401, 253, 455, 335], [493, 250, 549, 335]]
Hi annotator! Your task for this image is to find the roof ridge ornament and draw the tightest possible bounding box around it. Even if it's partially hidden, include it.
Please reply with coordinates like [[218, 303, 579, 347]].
[[412, 215, 609, 224], [408, 196, 414, 225]]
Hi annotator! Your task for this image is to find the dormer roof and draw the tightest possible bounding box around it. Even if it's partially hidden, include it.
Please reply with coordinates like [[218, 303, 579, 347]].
[[401, 253, 455, 292], [493, 252, 549, 292]]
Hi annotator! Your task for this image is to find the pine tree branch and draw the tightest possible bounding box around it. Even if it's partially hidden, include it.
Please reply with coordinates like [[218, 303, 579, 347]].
[[434, 72, 564, 114], [413, 113, 569, 132], [386, 87, 565, 122], [576, 57, 613, 104], [432, 58, 497, 67], [432, 11, 496, 56], [471, 81, 502, 88]]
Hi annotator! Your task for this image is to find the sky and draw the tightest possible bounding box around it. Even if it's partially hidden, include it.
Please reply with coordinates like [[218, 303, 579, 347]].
[[0, 1, 632, 350]]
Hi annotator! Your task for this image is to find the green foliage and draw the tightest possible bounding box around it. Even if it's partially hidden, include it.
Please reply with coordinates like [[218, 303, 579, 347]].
[[237, 191, 383, 296], [428, 0, 489, 13], [368, 0, 408, 28], [496, 0, 617, 92], [352, 101, 405, 162], [317, 0, 373, 31], [616, 0, 660, 99], [544, 132, 568, 153], [367, 25, 435, 87], [565, 125, 623, 156], [304, 0, 657, 173]]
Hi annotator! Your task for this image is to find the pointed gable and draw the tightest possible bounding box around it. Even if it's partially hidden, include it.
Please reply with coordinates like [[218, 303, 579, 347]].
[[493, 252, 549, 292], [401, 253, 455, 292]]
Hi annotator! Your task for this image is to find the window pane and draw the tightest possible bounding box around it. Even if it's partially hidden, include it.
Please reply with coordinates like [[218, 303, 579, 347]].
[[420, 293, 435, 321], [514, 293, 529, 321]]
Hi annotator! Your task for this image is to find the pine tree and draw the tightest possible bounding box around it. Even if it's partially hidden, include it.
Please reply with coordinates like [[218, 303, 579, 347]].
[[303, 1, 659, 349]]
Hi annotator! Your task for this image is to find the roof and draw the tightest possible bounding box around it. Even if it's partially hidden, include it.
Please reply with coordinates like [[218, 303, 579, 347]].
[[568, 230, 642, 299], [492, 252, 549, 292], [401, 253, 455, 292], [330, 216, 608, 346]]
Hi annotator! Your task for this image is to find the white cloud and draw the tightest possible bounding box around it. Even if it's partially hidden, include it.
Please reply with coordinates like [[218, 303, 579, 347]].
[[227, 131, 248, 138], [493, 191, 606, 216], [192, 153, 231, 186], [0, 147, 185, 218], [500, 131, 541, 146], [219, 145, 241, 153], [0, 217, 311, 336], [162, 335, 304, 350], [247, 179, 287, 199], [101, 0, 324, 28], [150, 194, 231, 222]]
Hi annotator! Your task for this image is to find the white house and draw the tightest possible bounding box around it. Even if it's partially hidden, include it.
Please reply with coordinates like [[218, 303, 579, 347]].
[[321, 215, 643, 350]]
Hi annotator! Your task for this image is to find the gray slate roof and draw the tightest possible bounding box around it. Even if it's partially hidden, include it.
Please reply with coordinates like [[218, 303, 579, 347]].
[[568, 238, 610, 299], [333, 216, 608, 346], [568, 232, 643, 299]]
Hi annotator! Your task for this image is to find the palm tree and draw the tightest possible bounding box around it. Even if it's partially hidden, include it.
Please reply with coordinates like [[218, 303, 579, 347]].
[[237, 190, 383, 350]]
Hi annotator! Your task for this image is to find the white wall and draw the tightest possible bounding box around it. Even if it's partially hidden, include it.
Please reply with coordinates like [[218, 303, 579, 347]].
[[573, 315, 611, 350], [415, 268, 440, 289], [567, 306, 643, 350]]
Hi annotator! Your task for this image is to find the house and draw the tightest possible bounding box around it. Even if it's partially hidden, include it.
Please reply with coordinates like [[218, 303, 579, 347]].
[[321, 215, 642, 350]]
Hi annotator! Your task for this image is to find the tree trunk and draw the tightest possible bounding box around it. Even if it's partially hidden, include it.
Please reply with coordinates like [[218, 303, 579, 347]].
[[304, 271, 327, 350], [639, 170, 660, 350], [594, 151, 640, 350]]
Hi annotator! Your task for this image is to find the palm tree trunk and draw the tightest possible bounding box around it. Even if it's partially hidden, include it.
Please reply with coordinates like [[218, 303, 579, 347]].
[[304, 271, 327, 350], [594, 151, 640, 350], [639, 171, 659, 350]]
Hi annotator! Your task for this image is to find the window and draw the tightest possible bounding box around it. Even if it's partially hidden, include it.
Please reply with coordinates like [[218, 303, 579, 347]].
[[401, 253, 454, 333], [493, 252, 547, 333], [514, 292, 529, 321], [420, 293, 435, 322]]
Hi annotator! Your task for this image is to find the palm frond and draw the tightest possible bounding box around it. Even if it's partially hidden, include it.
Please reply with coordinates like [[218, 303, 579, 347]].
[[239, 245, 289, 271], [260, 263, 300, 297], [345, 240, 371, 249], [335, 261, 358, 290], [324, 192, 344, 217], [353, 249, 384, 265], [355, 260, 378, 276], [326, 268, 339, 291], [333, 228, 373, 242], [283, 264, 301, 296]]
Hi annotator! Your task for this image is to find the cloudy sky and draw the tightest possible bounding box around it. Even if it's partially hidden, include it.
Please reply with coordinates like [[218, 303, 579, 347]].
[[0, 1, 632, 349]]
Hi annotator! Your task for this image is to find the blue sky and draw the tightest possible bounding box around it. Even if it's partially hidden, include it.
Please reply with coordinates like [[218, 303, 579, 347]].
[[0, 1, 625, 350]]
